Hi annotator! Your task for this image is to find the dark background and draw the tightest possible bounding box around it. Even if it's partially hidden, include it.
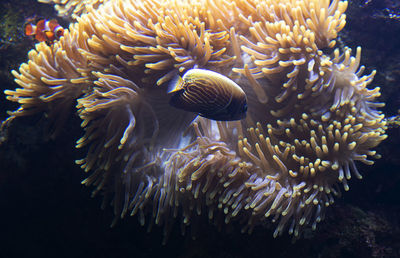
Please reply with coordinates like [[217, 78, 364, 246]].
[[0, 0, 399, 257]]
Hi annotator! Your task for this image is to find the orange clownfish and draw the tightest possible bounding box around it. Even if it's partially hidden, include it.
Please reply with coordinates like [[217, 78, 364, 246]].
[[24, 18, 64, 45]]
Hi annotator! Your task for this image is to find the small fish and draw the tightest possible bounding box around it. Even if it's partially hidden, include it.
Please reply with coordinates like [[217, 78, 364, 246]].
[[24, 18, 64, 45], [168, 69, 247, 121]]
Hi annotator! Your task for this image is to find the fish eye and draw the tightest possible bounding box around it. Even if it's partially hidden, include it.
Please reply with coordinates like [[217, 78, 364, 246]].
[[56, 29, 64, 38]]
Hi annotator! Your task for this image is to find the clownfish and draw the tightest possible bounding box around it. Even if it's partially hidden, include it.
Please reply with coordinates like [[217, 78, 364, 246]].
[[24, 18, 64, 45], [168, 69, 248, 121]]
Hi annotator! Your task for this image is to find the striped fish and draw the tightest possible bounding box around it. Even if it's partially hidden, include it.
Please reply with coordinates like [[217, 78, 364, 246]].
[[168, 69, 247, 121]]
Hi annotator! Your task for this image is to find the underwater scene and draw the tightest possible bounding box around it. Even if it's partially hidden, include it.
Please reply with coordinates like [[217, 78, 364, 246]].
[[0, 0, 399, 257]]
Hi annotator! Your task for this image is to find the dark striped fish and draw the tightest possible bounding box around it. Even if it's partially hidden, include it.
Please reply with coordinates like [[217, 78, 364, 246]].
[[168, 69, 247, 121]]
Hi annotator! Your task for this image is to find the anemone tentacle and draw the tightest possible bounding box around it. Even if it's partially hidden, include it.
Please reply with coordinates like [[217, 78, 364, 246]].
[[4, 0, 387, 240]]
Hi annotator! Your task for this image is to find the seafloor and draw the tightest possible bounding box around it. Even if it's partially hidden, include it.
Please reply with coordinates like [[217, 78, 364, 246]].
[[0, 0, 399, 257]]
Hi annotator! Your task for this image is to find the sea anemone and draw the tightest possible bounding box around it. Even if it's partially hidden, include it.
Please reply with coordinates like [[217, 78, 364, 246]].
[[3, 0, 387, 240], [38, 0, 104, 19]]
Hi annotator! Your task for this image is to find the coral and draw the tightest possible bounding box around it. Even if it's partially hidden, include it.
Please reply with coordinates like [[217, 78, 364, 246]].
[[0, 5, 24, 51], [359, 0, 400, 21], [3, 0, 387, 240]]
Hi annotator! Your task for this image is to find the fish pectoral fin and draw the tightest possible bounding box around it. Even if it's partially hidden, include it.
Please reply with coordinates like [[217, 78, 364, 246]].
[[167, 75, 185, 93]]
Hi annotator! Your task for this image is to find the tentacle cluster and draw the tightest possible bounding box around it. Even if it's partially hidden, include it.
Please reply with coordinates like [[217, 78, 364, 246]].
[[3, 0, 387, 240], [38, 0, 105, 19]]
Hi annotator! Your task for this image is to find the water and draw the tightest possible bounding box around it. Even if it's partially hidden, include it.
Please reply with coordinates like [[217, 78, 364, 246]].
[[0, 0, 399, 257]]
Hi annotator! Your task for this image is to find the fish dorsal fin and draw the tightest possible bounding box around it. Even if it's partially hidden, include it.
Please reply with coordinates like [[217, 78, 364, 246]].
[[167, 75, 185, 93]]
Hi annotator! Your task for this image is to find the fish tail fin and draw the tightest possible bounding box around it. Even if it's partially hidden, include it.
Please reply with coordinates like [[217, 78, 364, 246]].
[[24, 24, 36, 36]]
